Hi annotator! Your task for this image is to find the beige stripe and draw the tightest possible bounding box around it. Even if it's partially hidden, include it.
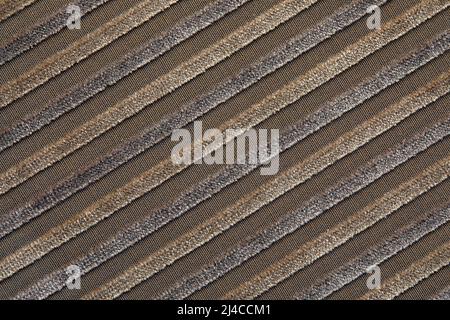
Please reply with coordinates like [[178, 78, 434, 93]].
[[223, 160, 450, 300], [360, 241, 450, 300], [0, 0, 37, 22], [219, 0, 449, 132], [0, 0, 320, 195], [81, 74, 449, 300], [0, 4, 446, 284], [0, 0, 179, 108]]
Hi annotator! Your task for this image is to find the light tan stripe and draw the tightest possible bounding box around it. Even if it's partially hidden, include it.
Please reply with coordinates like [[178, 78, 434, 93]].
[[81, 75, 449, 300], [0, 0, 37, 22], [0, 0, 179, 108], [219, 0, 449, 132], [360, 241, 450, 300], [432, 285, 450, 300], [0, 0, 320, 195], [0, 4, 446, 284], [223, 160, 450, 300]]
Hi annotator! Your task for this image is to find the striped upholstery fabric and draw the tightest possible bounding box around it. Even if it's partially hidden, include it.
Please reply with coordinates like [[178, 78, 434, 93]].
[[0, 0, 449, 300]]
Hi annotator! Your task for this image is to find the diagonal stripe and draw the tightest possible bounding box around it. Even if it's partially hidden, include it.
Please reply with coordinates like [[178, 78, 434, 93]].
[[360, 241, 450, 300], [14, 89, 450, 301], [0, 0, 111, 65], [0, 0, 253, 150], [0, 0, 414, 238], [223, 161, 450, 300], [0, 0, 37, 22], [0, 0, 180, 108], [432, 286, 450, 300], [81, 75, 449, 300], [213, 0, 447, 133], [0, 0, 321, 194], [0, 0, 314, 109], [295, 204, 450, 300], [0, 0, 445, 195], [1, 0, 448, 303], [158, 124, 450, 300], [0, 2, 445, 283]]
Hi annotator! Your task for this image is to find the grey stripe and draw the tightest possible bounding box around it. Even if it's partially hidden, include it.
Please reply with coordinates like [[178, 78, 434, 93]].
[[0, 0, 109, 65], [432, 286, 450, 300], [0, 0, 250, 149], [13, 118, 449, 299], [157, 122, 450, 300], [0, 0, 399, 238], [295, 204, 450, 300]]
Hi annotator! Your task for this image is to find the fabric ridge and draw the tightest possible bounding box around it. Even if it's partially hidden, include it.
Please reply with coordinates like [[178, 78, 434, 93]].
[[0, 0, 448, 301]]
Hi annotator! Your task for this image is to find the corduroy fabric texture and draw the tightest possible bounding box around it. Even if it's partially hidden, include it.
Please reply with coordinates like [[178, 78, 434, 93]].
[[0, 0, 449, 300]]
